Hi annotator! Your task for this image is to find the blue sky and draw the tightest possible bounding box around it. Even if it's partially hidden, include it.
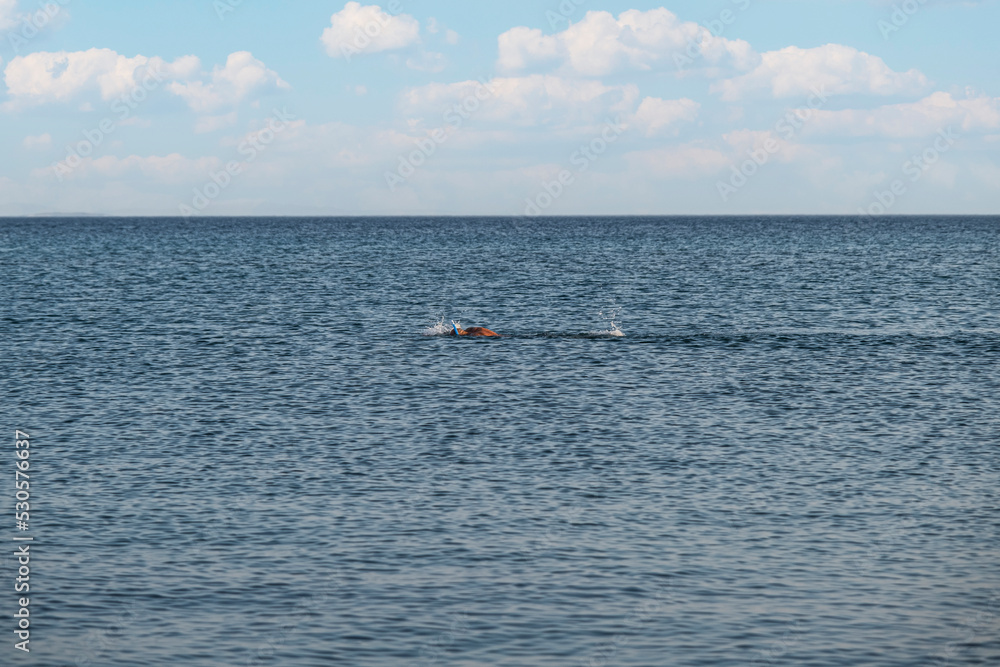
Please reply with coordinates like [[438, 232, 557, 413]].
[[2, 0, 998, 216]]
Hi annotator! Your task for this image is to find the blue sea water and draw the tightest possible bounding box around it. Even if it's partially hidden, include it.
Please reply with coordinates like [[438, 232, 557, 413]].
[[2, 216, 999, 667]]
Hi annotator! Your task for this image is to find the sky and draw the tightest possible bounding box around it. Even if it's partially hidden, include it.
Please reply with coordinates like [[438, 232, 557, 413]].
[[1, 0, 998, 216]]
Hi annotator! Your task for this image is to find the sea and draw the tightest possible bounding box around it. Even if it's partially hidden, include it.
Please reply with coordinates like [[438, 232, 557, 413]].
[[2, 216, 998, 667]]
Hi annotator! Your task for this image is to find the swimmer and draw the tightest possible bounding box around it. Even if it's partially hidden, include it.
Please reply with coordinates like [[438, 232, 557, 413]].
[[449, 321, 500, 337]]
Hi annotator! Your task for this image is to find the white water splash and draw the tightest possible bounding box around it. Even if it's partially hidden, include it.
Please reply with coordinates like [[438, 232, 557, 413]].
[[423, 318, 455, 336], [592, 304, 625, 337], [599, 323, 626, 337]]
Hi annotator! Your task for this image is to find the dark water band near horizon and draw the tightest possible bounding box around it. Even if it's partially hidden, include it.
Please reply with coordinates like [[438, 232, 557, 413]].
[[2, 216, 999, 667]]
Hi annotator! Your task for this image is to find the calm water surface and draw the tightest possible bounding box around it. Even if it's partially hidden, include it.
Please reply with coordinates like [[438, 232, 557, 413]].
[[2, 216, 999, 666]]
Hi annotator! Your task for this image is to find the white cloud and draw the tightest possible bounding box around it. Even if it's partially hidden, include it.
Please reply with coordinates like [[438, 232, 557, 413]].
[[722, 129, 809, 164], [402, 75, 639, 128], [800, 92, 1000, 138], [632, 97, 700, 137], [624, 125, 816, 181], [35, 153, 223, 184], [625, 143, 732, 178], [22, 132, 51, 149], [321, 2, 420, 58], [2, 0, 70, 38], [167, 51, 290, 114], [497, 8, 758, 77], [0, 0, 20, 31], [426, 18, 458, 44], [263, 119, 410, 169], [713, 44, 928, 101], [2, 48, 199, 109], [2, 49, 285, 115]]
